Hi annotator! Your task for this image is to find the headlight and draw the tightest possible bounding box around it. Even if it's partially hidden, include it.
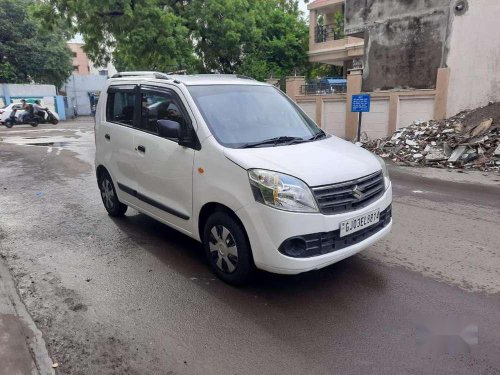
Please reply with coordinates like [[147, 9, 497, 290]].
[[248, 169, 318, 213], [376, 156, 390, 189]]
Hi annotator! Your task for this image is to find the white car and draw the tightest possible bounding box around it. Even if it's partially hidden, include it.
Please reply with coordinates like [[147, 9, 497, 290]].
[[0, 103, 60, 125], [0, 103, 24, 123], [95, 72, 392, 284]]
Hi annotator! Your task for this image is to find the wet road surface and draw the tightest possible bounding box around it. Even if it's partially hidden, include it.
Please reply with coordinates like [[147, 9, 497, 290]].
[[0, 119, 499, 375]]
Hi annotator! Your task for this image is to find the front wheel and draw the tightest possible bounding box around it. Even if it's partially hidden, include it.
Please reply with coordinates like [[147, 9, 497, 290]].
[[98, 171, 128, 217], [30, 119, 39, 127], [203, 212, 254, 285], [4, 120, 13, 128]]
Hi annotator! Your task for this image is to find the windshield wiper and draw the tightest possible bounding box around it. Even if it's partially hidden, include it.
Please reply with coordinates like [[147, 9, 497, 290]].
[[239, 136, 306, 148], [308, 130, 327, 142]]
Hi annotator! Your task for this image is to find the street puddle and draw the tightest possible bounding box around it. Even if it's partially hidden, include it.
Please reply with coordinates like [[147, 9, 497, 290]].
[[1, 130, 94, 163], [26, 142, 72, 148]]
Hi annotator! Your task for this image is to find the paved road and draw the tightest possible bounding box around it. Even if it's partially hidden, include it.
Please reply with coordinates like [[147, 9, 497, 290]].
[[0, 119, 499, 375]]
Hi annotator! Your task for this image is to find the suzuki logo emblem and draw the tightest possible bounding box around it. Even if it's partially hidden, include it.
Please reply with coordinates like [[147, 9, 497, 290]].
[[352, 185, 365, 200]]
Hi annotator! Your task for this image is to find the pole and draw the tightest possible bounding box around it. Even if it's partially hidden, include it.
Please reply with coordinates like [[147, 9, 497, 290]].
[[357, 112, 362, 142]]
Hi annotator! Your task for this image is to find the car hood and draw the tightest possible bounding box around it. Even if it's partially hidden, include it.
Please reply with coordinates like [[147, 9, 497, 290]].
[[223, 136, 381, 186]]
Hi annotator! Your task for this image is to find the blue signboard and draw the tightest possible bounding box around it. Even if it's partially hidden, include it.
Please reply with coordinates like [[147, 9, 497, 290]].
[[351, 94, 371, 112]]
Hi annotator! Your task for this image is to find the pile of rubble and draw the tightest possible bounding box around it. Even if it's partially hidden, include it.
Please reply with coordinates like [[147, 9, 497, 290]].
[[363, 104, 500, 172]]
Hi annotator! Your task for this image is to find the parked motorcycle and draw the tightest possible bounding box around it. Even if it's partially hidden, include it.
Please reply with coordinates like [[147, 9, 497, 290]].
[[4, 108, 59, 128]]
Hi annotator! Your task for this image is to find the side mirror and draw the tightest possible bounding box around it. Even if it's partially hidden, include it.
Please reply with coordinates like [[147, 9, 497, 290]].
[[157, 119, 181, 139]]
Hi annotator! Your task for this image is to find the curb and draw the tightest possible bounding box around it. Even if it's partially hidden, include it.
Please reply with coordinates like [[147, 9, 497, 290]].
[[0, 258, 55, 375]]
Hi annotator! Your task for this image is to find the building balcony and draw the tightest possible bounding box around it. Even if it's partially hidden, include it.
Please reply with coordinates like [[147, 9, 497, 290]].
[[308, 35, 364, 64], [307, 0, 364, 65]]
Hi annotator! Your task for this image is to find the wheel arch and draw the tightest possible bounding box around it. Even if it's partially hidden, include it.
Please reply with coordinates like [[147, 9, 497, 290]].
[[96, 164, 110, 185], [197, 202, 254, 262], [96, 164, 106, 178]]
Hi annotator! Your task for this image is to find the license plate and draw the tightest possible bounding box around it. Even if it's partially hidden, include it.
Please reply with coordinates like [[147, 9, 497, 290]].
[[340, 209, 380, 237]]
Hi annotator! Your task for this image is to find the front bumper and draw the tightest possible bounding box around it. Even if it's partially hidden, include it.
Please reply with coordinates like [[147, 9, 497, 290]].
[[236, 183, 392, 274]]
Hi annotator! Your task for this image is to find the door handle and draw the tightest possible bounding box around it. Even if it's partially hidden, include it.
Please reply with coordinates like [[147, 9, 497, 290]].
[[104, 134, 110, 141], [137, 145, 146, 153]]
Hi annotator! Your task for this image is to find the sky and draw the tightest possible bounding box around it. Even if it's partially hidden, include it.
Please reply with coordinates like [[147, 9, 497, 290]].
[[299, 0, 308, 15]]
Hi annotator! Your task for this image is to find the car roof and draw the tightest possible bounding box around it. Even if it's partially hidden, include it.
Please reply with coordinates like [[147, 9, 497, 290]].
[[108, 72, 270, 87]]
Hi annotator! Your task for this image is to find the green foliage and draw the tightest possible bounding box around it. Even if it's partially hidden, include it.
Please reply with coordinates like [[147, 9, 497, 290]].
[[37, 0, 195, 73], [307, 63, 343, 80], [112, 7, 194, 72], [41, 0, 312, 80], [333, 11, 344, 40], [183, 0, 259, 73], [236, 0, 309, 81], [0, 0, 73, 86]]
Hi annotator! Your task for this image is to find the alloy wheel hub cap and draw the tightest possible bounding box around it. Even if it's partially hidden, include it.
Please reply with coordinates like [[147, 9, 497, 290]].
[[217, 242, 227, 256]]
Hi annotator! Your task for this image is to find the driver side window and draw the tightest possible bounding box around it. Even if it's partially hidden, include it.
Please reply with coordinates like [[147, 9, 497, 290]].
[[139, 91, 188, 138]]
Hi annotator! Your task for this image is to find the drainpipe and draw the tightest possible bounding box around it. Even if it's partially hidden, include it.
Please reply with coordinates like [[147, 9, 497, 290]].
[[72, 75, 78, 114]]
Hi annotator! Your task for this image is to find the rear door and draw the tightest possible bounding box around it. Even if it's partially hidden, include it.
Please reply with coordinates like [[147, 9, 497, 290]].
[[104, 85, 140, 201], [132, 85, 195, 232]]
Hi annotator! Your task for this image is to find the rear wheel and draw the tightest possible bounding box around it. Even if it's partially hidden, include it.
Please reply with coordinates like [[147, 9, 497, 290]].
[[50, 118, 59, 125], [203, 212, 254, 285], [30, 119, 39, 127], [98, 171, 128, 217]]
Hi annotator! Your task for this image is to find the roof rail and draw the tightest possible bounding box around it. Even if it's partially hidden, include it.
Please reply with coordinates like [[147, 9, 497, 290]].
[[167, 69, 187, 75], [111, 71, 171, 80], [235, 74, 256, 81]]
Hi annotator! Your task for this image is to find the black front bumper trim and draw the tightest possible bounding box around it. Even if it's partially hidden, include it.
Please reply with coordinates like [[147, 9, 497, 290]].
[[278, 205, 392, 258]]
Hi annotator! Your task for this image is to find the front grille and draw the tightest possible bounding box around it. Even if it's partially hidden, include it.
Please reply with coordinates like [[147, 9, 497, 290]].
[[312, 171, 385, 215], [279, 205, 392, 258]]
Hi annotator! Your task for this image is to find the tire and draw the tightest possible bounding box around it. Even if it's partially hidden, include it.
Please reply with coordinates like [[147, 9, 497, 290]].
[[4, 120, 13, 128], [30, 120, 39, 127], [50, 119, 59, 125], [98, 170, 128, 217], [203, 211, 254, 285]]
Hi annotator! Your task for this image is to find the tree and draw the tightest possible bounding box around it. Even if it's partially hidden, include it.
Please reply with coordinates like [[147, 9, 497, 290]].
[[39, 0, 310, 80], [38, 0, 195, 73], [182, 0, 259, 74], [237, 0, 309, 81], [0, 0, 72, 87]]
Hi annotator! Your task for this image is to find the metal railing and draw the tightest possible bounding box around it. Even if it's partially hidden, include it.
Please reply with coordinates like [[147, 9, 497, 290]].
[[315, 24, 343, 43], [300, 82, 347, 96]]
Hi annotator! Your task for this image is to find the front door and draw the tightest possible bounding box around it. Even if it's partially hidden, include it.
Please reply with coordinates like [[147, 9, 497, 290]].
[[132, 86, 195, 233]]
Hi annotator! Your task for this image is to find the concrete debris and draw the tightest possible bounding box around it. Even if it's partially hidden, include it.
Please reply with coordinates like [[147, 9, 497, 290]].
[[425, 149, 447, 161], [363, 111, 499, 171], [494, 144, 500, 156], [471, 118, 492, 137], [448, 146, 467, 162]]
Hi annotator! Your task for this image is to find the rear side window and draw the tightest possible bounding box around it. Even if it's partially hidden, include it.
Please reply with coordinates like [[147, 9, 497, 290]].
[[106, 91, 136, 126]]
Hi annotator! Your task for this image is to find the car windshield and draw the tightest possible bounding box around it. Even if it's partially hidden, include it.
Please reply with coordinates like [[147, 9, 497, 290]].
[[188, 85, 324, 148]]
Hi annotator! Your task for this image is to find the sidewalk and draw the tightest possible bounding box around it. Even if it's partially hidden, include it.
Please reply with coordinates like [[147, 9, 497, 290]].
[[0, 258, 55, 375], [387, 161, 500, 187]]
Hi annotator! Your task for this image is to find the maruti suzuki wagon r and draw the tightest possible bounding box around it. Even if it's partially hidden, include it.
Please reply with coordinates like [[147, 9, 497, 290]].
[[95, 72, 392, 284]]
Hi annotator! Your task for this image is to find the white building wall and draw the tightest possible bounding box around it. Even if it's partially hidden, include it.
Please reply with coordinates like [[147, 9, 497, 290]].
[[362, 98, 389, 139], [89, 60, 118, 77], [63, 75, 108, 116], [6, 84, 56, 98], [398, 97, 435, 129], [322, 100, 346, 138], [446, 0, 500, 116], [297, 101, 317, 123]]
